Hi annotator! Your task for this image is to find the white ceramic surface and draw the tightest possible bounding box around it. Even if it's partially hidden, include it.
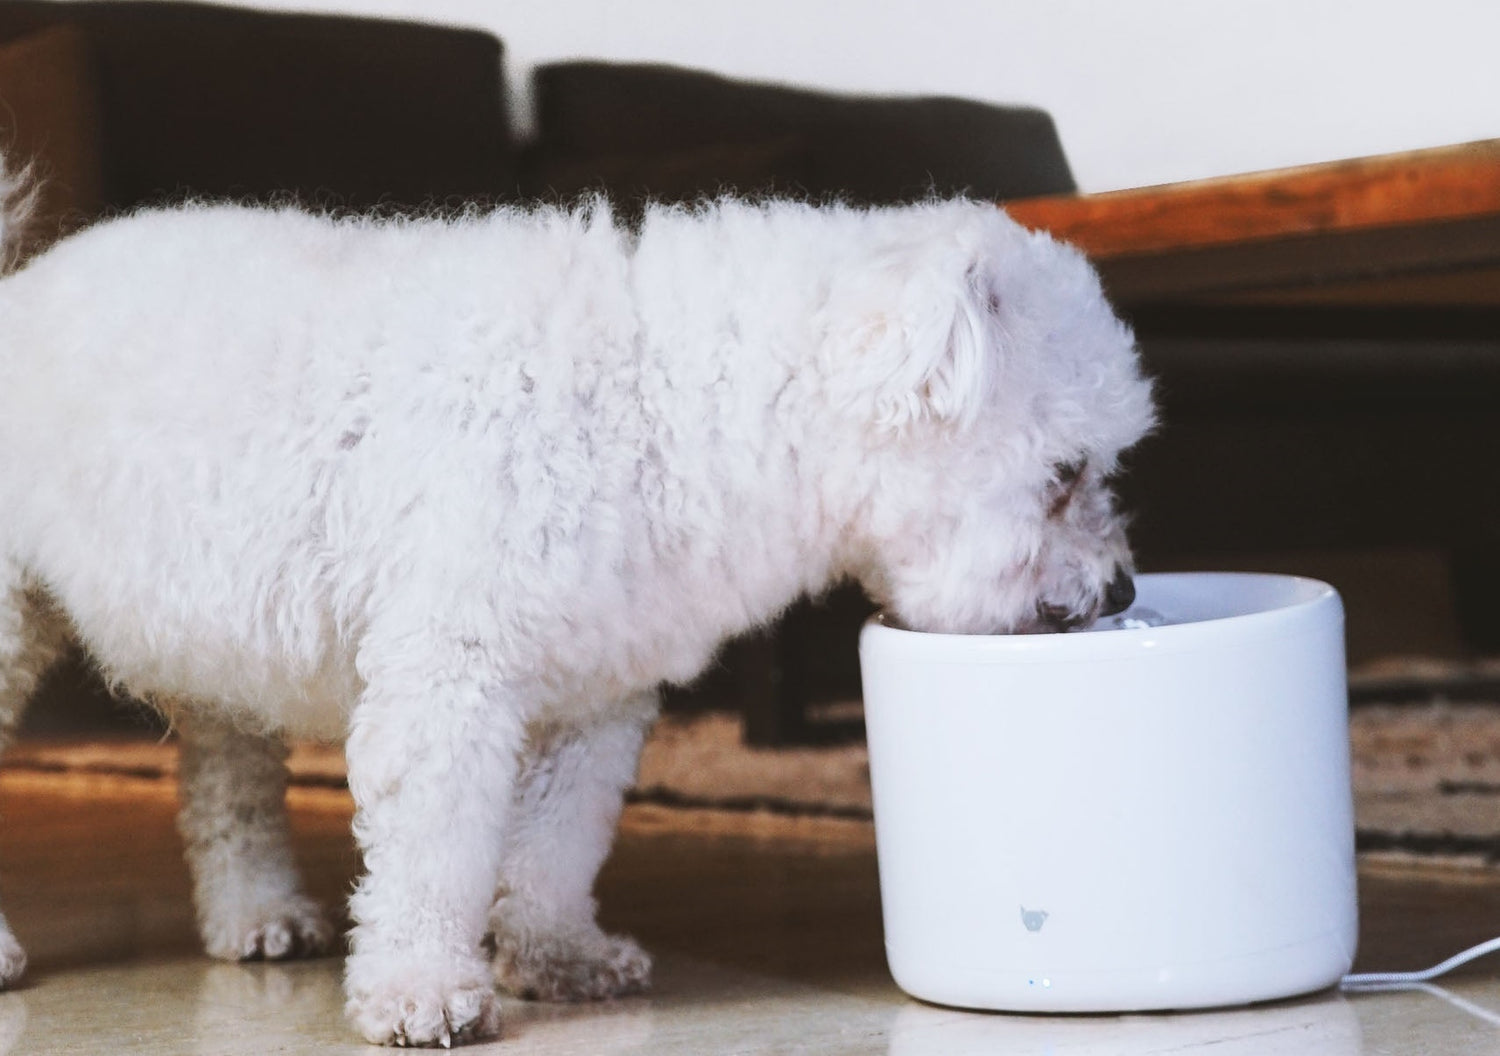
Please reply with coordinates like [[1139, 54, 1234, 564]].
[[859, 572, 1358, 1013]]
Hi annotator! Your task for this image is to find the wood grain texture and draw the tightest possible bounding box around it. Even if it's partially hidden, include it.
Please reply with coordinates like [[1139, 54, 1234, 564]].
[[1006, 140, 1500, 258]]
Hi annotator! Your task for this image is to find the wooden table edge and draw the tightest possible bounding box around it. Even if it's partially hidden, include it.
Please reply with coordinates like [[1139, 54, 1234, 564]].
[[1004, 139, 1500, 259]]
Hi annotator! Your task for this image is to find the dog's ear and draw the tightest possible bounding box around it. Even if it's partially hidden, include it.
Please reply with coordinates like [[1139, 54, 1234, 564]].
[[882, 261, 994, 431], [823, 239, 996, 434]]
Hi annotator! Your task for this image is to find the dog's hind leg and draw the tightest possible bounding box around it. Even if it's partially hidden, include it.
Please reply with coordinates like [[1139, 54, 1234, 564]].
[[175, 710, 334, 961], [0, 560, 72, 985], [489, 692, 657, 1001]]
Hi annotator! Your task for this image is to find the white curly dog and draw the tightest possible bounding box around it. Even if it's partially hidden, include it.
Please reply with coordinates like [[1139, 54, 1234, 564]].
[[0, 156, 1153, 1045]]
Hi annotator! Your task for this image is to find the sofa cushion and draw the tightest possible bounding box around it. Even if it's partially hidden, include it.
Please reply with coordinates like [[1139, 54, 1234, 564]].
[[529, 61, 1076, 205], [0, 23, 104, 258], [0, 1, 518, 211]]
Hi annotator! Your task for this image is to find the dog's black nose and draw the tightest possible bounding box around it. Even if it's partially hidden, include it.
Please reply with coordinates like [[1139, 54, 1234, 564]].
[[1101, 566, 1136, 616]]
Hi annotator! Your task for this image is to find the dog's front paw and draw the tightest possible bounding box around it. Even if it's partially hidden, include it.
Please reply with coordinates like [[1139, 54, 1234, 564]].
[[0, 930, 26, 988], [201, 895, 335, 962], [345, 952, 501, 1047], [493, 926, 652, 1002]]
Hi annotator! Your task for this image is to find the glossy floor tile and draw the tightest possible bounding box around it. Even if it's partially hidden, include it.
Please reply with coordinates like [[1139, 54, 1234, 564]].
[[4, 770, 1500, 1053]]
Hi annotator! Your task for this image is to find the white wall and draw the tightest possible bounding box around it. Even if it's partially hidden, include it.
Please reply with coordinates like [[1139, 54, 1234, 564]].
[[108, 0, 1500, 192]]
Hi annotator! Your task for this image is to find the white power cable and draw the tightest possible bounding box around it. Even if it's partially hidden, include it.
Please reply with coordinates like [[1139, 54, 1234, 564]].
[[1341, 935, 1500, 989]]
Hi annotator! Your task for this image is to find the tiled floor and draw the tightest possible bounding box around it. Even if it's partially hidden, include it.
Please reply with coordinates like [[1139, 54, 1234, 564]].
[[3, 769, 1500, 1054]]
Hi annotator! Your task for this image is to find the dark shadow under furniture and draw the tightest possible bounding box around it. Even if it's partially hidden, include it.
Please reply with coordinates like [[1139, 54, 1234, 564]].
[[1121, 303, 1500, 644]]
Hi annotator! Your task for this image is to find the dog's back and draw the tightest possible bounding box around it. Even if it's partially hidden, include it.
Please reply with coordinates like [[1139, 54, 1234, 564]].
[[0, 203, 635, 728], [0, 197, 832, 729]]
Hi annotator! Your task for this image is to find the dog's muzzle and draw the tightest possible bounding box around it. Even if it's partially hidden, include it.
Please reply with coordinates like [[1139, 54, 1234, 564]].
[[1036, 565, 1135, 632]]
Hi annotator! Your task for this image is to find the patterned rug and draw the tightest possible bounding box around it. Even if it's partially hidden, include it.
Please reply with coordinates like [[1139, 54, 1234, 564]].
[[1347, 659, 1500, 863]]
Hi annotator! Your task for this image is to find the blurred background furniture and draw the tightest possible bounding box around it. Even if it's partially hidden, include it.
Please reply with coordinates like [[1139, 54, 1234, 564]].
[[4, 2, 1495, 743]]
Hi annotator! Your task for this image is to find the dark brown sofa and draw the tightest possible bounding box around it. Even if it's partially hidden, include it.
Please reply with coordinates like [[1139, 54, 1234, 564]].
[[0, 0, 1074, 226]]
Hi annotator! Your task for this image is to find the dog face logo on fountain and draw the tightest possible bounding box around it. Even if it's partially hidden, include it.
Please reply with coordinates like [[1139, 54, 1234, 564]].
[[1020, 906, 1049, 932]]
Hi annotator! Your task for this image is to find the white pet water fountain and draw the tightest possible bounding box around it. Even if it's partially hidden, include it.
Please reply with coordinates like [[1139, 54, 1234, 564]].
[[859, 572, 1358, 1013]]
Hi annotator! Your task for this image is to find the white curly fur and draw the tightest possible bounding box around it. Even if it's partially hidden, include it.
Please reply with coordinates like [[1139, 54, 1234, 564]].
[[0, 182, 1153, 1044]]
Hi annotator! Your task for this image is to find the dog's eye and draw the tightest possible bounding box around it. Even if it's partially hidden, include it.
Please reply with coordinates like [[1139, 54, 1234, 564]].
[[1053, 461, 1085, 487], [1048, 461, 1086, 517]]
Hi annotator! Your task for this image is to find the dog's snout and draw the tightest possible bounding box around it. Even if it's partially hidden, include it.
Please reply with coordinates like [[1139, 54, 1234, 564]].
[[1101, 566, 1136, 617]]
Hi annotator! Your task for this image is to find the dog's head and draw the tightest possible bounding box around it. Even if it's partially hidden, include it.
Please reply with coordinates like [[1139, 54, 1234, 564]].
[[824, 202, 1155, 635]]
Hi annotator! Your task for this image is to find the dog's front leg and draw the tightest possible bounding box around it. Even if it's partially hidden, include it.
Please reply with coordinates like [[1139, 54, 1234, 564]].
[[176, 710, 334, 961], [341, 656, 518, 1047], [490, 692, 657, 1001]]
